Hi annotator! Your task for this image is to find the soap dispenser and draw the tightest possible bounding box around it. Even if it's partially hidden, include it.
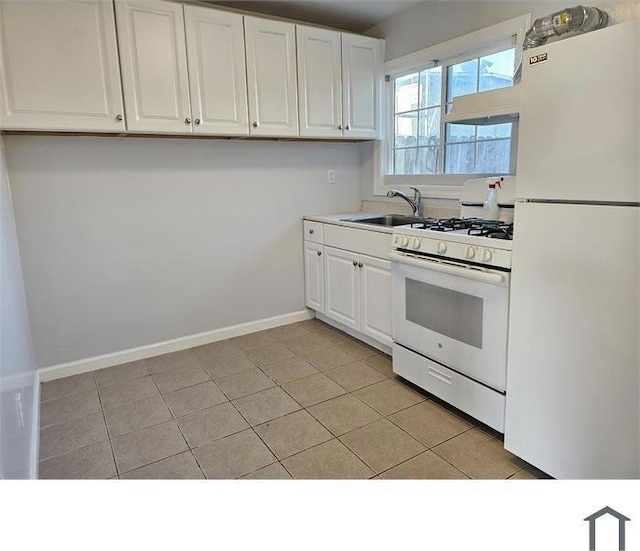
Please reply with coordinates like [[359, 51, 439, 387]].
[[483, 180, 501, 221]]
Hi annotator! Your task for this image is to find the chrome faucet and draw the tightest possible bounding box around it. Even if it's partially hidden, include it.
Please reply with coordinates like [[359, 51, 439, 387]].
[[386, 187, 422, 217]]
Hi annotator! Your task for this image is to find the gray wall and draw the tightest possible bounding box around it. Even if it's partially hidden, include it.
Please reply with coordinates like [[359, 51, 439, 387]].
[[6, 136, 362, 367], [367, 1, 639, 61], [0, 139, 36, 478]]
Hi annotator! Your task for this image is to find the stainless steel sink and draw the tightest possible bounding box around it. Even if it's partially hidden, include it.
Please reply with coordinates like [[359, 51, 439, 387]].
[[341, 214, 424, 227]]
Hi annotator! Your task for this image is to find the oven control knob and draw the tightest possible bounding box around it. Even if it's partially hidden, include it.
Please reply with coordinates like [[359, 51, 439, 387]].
[[400, 236, 410, 248], [411, 237, 421, 249], [482, 248, 493, 262], [437, 242, 447, 254], [465, 246, 476, 259]]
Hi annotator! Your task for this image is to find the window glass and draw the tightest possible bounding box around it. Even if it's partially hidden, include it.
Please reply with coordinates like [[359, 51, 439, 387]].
[[447, 58, 478, 104], [389, 43, 517, 178], [478, 49, 515, 92]]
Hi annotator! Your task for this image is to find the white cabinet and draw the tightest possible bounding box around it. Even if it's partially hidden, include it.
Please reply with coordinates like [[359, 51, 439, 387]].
[[116, 0, 250, 136], [324, 246, 360, 330], [324, 246, 392, 345], [184, 5, 248, 136], [341, 34, 382, 139], [0, 0, 125, 132], [305, 221, 392, 348], [115, 0, 191, 134], [296, 27, 342, 138], [304, 242, 324, 313], [244, 17, 298, 137], [359, 255, 392, 346], [297, 27, 382, 139]]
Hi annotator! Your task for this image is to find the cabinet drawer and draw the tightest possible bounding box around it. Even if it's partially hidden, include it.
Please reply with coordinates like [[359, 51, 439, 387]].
[[392, 343, 505, 432], [324, 224, 391, 259], [303, 221, 324, 243]]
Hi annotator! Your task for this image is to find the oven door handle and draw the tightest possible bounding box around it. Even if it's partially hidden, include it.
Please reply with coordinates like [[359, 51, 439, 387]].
[[388, 251, 506, 285]]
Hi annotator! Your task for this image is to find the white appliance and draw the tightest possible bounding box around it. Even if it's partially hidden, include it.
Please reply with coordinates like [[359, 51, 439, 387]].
[[504, 20, 640, 479], [390, 178, 516, 431]]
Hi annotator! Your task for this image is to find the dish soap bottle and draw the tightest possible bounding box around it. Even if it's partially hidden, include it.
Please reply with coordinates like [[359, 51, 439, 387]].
[[483, 180, 500, 221]]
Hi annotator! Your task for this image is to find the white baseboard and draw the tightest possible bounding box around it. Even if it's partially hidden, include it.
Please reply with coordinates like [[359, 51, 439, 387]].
[[39, 310, 312, 382], [29, 371, 40, 480]]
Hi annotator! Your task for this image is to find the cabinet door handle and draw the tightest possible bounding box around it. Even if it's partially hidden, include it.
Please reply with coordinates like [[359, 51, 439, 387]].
[[317, 251, 322, 256], [358, 262, 363, 268], [252, 121, 259, 128], [185, 117, 191, 125], [352, 261, 358, 267], [309, 229, 314, 234], [338, 124, 343, 130], [115, 114, 124, 122], [195, 118, 202, 125], [345, 125, 350, 131]]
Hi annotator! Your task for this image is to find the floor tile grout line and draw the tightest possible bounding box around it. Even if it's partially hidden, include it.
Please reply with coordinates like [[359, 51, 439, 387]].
[[426, 427, 517, 480], [116, 448, 202, 479], [94, 369, 120, 479], [376, 448, 470, 480], [119, 366, 195, 477], [276, 436, 372, 478]]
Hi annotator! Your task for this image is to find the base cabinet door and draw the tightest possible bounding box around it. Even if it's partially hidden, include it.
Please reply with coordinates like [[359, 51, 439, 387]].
[[244, 17, 298, 137], [359, 255, 392, 347], [0, 0, 125, 131], [324, 246, 359, 331], [184, 5, 249, 136], [115, 0, 192, 134], [341, 34, 381, 139], [304, 242, 324, 313]]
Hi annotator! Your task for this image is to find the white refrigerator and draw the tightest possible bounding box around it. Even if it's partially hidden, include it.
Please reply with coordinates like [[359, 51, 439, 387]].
[[504, 20, 640, 479]]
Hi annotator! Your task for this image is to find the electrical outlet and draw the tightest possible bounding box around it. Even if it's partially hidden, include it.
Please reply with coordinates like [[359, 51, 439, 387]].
[[327, 170, 335, 184], [15, 391, 24, 429]]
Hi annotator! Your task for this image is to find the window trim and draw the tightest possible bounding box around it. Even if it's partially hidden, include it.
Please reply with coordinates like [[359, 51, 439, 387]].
[[373, 13, 531, 200]]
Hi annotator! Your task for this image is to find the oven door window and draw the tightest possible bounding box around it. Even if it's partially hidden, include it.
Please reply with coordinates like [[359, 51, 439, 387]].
[[406, 278, 483, 348]]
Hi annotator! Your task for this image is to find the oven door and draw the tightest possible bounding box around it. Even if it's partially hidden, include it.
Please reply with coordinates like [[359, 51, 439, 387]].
[[390, 251, 510, 391]]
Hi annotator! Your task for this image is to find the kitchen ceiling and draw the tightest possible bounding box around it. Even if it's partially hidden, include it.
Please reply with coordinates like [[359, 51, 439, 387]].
[[206, 0, 424, 33]]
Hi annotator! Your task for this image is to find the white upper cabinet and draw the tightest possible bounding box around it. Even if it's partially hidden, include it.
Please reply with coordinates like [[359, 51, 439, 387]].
[[244, 17, 298, 137], [296, 27, 342, 138], [342, 34, 381, 139], [184, 5, 248, 136], [115, 0, 192, 134], [0, 0, 125, 132]]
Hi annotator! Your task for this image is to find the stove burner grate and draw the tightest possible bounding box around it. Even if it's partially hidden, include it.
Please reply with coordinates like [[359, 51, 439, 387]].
[[409, 217, 513, 240]]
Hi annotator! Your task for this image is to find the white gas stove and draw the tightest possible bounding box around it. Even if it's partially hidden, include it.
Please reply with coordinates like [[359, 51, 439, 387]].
[[389, 177, 516, 432], [391, 177, 515, 269]]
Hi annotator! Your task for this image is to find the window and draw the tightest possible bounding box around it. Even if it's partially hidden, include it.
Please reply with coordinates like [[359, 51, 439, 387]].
[[375, 14, 530, 199]]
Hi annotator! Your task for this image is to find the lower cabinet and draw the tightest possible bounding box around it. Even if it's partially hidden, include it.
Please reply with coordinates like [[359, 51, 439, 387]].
[[324, 246, 392, 347], [304, 241, 324, 313], [303, 220, 392, 349], [359, 255, 393, 346]]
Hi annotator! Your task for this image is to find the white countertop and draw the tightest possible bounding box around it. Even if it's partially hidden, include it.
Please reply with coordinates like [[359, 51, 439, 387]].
[[303, 212, 395, 234]]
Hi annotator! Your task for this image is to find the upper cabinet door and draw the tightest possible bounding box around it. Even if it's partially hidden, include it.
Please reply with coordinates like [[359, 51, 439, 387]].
[[296, 26, 342, 138], [115, 0, 192, 134], [0, 0, 125, 132], [341, 34, 382, 139], [184, 6, 248, 136], [244, 17, 298, 137]]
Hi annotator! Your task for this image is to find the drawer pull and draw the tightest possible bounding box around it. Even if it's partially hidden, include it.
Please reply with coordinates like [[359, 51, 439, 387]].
[[309, 229, 314, 234], [428, 367, 453, 385]]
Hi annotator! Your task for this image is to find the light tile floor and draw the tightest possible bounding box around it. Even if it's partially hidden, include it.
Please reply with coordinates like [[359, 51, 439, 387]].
[[38, 319, 550, 480]]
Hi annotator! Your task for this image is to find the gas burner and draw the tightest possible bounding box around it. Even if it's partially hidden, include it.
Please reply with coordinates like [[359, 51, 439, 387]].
[[416, 217, 482, 232], [468, 222, 514, 240]]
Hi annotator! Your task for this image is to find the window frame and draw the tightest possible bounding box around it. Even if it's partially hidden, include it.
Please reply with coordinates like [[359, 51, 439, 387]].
[[373, 13, 531, 200]]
